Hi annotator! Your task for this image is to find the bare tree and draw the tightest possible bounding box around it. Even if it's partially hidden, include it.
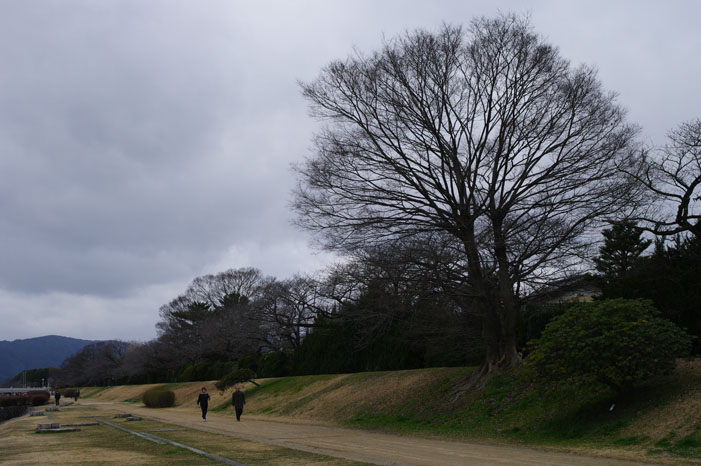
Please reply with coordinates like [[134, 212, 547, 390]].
[[294, 15, 639, 378], [155, 267, 269, 363], [56, 341, 128, 386], [629, 119, 701, 237], [329, 238, 482, 362], [255, 275, 330, 349], [185, 267, 264, 309]]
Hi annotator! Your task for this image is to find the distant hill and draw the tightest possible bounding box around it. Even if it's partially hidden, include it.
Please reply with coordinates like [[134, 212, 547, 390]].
[[0, 335, 96, 383]]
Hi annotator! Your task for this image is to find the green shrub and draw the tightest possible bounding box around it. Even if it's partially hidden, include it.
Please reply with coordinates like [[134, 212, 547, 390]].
[[526, 299, 692, 394], [142, 388, 175, 408], [237, 355, 257, 371], [258, 351, 291, 378], [517, 303, 569, 349], [215, 368, 254, 391]]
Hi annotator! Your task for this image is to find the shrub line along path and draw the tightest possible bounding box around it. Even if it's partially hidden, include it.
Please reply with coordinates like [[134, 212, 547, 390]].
[[85, 402, 657, 466]]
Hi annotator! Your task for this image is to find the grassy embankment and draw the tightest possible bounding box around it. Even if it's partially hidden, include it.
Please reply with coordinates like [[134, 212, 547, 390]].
[[80, 359, 700, 464]]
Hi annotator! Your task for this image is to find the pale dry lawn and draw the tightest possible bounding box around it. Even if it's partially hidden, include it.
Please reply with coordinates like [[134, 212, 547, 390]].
[[0, 402, 367, 465]]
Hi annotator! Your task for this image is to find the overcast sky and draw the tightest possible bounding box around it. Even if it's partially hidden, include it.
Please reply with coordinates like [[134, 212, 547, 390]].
[[1, 0, 699, 342]]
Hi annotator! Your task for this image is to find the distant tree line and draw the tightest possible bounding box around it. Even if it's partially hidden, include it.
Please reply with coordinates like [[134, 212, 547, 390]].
[[49, 222, 697, 388]]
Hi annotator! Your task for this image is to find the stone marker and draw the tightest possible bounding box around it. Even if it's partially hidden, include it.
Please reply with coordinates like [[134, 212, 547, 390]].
[[113, 413, 132, 418], [126, 416, 142, 421], [37, 423, 60, 430], [36, 427, 81, 433], [30, 412, 46, 417], [45, 406, 60, 412]]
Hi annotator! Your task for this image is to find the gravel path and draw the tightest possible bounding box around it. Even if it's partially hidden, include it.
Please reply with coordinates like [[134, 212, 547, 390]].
[[86, 402, 657, 466]]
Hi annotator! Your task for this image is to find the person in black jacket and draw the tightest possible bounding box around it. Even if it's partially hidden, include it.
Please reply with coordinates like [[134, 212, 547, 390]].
[[197, 387, 210, 422], [232, 385, 245, 421], [54, 389, 61, 406]]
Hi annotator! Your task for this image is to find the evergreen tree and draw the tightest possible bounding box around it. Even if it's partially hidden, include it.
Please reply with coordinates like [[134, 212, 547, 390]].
[[595, 221, 651, 281]]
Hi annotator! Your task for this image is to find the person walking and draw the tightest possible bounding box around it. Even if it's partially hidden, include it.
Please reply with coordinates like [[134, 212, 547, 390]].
[[232, 385, 246, 421], [197, 387, 210, 422], [54, 389, 61, 406]]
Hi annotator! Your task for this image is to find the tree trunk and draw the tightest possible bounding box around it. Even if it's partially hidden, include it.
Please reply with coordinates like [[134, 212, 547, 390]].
[[477, 301, 521, 377], [452, 289, 521, 396]]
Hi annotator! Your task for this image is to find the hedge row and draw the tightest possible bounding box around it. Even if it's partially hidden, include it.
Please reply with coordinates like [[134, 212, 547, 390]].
[[142, 388, 175, 408], [0, 391, 50, 407], [28, 390, 50, 405]]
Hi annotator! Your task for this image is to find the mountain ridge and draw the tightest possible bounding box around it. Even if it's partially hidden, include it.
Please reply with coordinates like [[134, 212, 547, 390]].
[[0, 335, 97, 383]]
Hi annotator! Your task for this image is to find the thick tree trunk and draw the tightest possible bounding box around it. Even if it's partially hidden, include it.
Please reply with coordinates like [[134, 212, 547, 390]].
[[477, 301, 521, 377], [451, 289, 521, 396], [458, 229, 522, 390]]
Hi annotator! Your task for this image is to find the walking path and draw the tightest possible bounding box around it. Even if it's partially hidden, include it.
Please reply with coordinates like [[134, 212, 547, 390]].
[[85, 402, 656, 466]]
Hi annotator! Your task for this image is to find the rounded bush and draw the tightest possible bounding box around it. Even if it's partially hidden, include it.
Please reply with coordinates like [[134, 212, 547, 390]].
[[526, 298, 692, 394], [62, 389, 79, 399], [27, 390, 50, 406], [142, 388, 175, 408]]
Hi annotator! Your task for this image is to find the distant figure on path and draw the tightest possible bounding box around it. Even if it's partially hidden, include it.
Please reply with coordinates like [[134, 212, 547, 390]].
[[74, 390, 80, 402], [232, 385, 246, 421], [54, 390, 61, 406], [197, 387, 210, 422]]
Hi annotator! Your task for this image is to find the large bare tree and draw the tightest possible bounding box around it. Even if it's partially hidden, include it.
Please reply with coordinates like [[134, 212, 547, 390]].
[[294, 15, 639, 377]]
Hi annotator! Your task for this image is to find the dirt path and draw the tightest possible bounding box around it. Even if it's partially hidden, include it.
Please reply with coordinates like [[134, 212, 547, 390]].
[[85, 402, 657, 466]]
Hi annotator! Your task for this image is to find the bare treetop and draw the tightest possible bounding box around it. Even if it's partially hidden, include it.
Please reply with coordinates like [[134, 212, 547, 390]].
[[296, 15, 637, 277]]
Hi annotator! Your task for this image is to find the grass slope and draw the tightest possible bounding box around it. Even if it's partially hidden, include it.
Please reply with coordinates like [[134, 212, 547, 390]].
[[80, 359, 700, 464]]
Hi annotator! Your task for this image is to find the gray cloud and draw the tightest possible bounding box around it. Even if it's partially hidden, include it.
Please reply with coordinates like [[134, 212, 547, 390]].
[[1, 0, 699, 340]]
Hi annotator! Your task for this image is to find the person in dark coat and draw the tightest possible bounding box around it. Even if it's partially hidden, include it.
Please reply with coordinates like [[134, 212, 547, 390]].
[[232, 385, 245, 421], [197, 387, 210, 422], [54, 390, 61, 406]]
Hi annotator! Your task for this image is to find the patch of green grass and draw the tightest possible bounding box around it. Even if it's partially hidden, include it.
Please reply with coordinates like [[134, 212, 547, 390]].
[[164, 448, 187, 455], [211, 400, 231, 412], [647, 428, 701, 459], [673, 431, 701, 457]]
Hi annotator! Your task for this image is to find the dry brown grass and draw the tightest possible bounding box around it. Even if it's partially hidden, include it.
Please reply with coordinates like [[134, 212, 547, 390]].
[[245, 368, 459, 422], [0, 401, 367, 465], [84, 383, 163, 402], [620, 358, 701, 440]]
